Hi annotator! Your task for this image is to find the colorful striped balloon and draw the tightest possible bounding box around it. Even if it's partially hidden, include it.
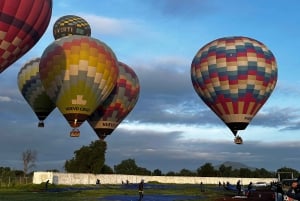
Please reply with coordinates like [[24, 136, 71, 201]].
[[17, 58, 55, 127], [191, 36, 277, 136], [39, 35, 119, 136], [88, 62, 140, 140], [0, 0, 52, 73]]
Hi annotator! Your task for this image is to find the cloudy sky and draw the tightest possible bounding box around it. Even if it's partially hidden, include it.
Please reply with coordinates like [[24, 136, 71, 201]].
[[1, 0, 300, 174]]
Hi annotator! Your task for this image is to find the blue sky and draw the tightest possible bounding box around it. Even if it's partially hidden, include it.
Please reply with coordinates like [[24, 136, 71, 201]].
[[1, 0, 300, 173]]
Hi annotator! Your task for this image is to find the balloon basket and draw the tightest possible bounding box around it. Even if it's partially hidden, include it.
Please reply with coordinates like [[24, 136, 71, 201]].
[[234, 135, 243, 145], [70, 129, 80, 137], [38, 121, 44, 128]]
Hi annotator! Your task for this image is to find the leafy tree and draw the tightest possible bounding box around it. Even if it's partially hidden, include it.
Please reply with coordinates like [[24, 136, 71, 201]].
[[277, 167, 299, 180], [114, 159, 139, 175], [179, 168, 196, 176], [218, 164, 226, 177], [65, 140, 106, 174], [197, 163, 216, 177], [153, 169, 162, 176], [239, 168, 252, 177], [166, 171, 176, 176], [45, 169, 60, 172], [101, 164, 114, 174], [114, 158, 151, 175], [136, 167, 151, 175], [22, 149, 37, 176], [0, 167, 14, 177]]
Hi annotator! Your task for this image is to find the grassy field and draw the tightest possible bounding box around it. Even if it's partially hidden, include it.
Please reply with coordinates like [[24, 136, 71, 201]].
[[0, 183, 230, 201]]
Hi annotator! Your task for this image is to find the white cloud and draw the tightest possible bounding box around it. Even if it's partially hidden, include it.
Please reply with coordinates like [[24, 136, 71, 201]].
[[0, 96, 11, 102], [83, 14, 142, 36]]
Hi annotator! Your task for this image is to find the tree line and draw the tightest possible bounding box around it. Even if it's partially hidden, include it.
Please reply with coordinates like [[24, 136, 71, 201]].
[[2, 140, 298, 180], [63, 140, 300, 179]]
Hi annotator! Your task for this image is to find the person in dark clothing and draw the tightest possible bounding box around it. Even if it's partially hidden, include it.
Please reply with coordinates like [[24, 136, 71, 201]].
[[138, 179, 144, 201], [275, 183, 284, 201], [236, 180, 242, 195], [247, 182, 253, 197], [45, 180, 50, 190], [200, 182, 205, 192], [96, 179, 100, 188], [286, 180, 300, 200]]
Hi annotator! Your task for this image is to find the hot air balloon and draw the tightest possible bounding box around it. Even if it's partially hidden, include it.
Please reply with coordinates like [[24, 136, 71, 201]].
[[191, 36, 277, 144], [53, 15, 91, 40], [0, 0, 52, 73], [39, 35, 119, 137], [17, 58, 55, 127], [88, 62, 140, 140]]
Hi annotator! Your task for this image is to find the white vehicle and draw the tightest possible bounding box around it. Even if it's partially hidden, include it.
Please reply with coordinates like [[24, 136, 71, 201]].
[[253, 182, 268, 187]]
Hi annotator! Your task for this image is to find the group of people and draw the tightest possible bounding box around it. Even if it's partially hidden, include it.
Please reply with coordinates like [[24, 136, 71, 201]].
[[122, 177, 300, 201], [285, 177, 300, 201], [236, 180, 254, 196], [235, 177, 300, 200]]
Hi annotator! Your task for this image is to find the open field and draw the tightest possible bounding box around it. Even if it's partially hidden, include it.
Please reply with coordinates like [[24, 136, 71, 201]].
[[0, 183, 275, 201]]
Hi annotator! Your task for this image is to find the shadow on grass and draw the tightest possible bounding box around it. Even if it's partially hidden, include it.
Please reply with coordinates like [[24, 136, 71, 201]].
[[99, 194, 201, 201]]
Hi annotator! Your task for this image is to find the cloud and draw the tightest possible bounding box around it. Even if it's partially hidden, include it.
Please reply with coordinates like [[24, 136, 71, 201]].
[[146, 0, 216, 18], [252, 107, 300, 128], [83, 14, 140, 36], [0, 96, 11, 102], [104, 127, 300, 172]]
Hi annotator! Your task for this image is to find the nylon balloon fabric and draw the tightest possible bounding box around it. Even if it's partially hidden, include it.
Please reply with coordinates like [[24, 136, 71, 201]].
[[39, 35, 119, 130], [53, 15, 91, 40], [17, 58, 55, 127], [191, 36, 277, 133], [0, 0, 52, 73], [88, 62, 140, 140]]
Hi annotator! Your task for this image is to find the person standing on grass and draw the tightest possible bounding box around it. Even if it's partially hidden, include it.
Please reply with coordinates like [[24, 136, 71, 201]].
[[236, 180, 242, 195], [138, 179, 144, 201], [247, 182, 253, 197]]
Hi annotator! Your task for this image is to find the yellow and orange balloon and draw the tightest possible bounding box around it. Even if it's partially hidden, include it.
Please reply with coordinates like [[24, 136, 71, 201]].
[[39, 35, 119, 137]]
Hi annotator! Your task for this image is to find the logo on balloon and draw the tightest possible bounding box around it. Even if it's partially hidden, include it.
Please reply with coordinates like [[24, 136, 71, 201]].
[[71, 95, 87, 105]]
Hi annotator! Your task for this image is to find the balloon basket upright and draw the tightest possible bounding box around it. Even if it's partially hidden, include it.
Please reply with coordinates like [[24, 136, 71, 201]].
[[234, 135, 243, 145], [70, 128, 80, 137], [38, 121, 44, 127]]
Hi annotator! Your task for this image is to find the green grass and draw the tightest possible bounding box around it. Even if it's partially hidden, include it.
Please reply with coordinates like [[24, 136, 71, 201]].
[[0, 183, 231, 201]]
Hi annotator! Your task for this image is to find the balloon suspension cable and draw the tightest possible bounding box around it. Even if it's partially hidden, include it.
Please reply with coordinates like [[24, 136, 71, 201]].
[[231, 129, 238, 136], [38, 121, 44, 128], [70, 119, 80, 137], [98, 133, 107, 141], [70, 128, 80, 137]]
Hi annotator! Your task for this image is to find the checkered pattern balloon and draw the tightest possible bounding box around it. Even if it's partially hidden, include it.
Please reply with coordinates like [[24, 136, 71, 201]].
[[39, 35, 119, 129], [191, 36, 277, 133], [0, 0, 52, 73], [53, 15, 91, 40], [17, 58, 55, 126], [88, 62, 140, 140]]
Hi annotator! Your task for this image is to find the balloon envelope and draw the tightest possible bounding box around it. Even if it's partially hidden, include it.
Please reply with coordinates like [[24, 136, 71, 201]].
[[53, 15, 91, 40], [39, 35, 119, 135], [17, 58, 55, 127], [191, 36, 277, 134], [0, 0, 52, 73], [88, 62, 140, 140]]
